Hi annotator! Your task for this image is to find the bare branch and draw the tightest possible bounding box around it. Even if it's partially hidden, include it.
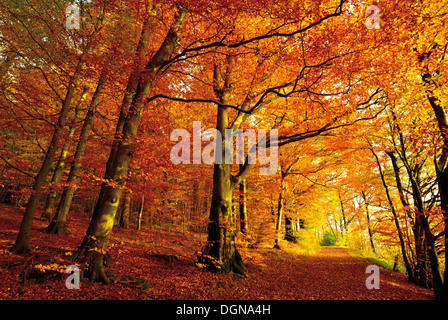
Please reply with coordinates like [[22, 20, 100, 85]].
[[146, 94, 252, 114], [0, 154, 35, 178], [165, 0, 347, 67]]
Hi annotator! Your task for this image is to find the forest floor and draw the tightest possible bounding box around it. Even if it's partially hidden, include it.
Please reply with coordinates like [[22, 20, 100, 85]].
[[0, 204, 434, 300]]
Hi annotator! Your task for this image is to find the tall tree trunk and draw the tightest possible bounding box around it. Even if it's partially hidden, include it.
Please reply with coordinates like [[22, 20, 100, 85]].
[[202, 160, 244, 273], [361, 191, 376, 254], [71, 9, 158, 260], [393, 132, 443, 294], [370, 147, 415, 282], [199, 61, 247, 275], [284, 216, 299, 243], [434, 162, 448, 298], [119, 193, 131, 229], [338, 191, 348, 246], [78, 9, 186, 283], [137, 195, 144, 231], [239, 169, 248, 234], [46, 71, 106, 234], [41, 89, 87, 222], [10, 59, 84, 254], [386, 151, 423, 284], [419, 214, 443, 293], [420, 50, 448, 299], [274, 174, 285, 249]]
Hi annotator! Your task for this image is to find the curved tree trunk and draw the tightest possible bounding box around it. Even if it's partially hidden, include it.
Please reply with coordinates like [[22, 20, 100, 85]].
[[76, 8, 186, 283], [42, 90, 87, 222], [370, 146, 415, 282], [10, 58, 84, 254], [393, 133, 443, 294], [386, 150, 425, 285], [419, 49, 447, 299], [46, 71, 105, 234], [71, 8, 158, 260], [434, 165, 448, 299]]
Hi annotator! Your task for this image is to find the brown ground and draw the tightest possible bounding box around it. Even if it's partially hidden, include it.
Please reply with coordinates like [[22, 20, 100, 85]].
[[0, 204, 434, 300]]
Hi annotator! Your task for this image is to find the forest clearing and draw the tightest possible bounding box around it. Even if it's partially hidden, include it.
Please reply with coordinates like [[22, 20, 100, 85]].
[[0, 0, 448, 303]]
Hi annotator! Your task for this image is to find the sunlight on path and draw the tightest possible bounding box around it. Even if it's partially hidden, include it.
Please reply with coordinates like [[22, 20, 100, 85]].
[[289, 247, 434, 300]]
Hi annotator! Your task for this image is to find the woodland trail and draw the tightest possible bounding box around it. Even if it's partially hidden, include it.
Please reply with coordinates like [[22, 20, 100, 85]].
[[253, 246, 434, 300], [0, 207, 435, 300]]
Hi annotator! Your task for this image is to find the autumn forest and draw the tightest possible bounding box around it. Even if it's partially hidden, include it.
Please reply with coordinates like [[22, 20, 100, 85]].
[[0, 0, 447, 302]]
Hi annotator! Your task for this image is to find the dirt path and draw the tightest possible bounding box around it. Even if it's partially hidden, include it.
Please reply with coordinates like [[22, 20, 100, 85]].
[[0, 205, 435, 300], [277, 247, 434, 300]]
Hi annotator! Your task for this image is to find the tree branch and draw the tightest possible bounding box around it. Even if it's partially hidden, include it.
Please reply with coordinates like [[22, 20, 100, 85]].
[[164, 0, 347, 67], [276, 90, 385, 147], [146, 94, 252, 114], [0, 154, 35, 178]]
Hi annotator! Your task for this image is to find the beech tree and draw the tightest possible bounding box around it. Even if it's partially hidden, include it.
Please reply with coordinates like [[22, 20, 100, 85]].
[[1, 0, 93, 253], [80, 0, 387, 277], [2, 1, 446, 300], [74, 5, 186, 283]]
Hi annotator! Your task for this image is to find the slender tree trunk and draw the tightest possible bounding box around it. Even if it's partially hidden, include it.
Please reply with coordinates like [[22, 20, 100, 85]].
[[394, 140, 443, 293], [41, 90, 87, 222], [284, 216, 300, 243], [46, 71, 106, 234], [361, 191, 376, 254], [419, 214, 443, 293], [137, 195, 144, 231], [239, 169, 248, 234], [386, 150, 431, 287], [386, 151, 420, 280], [10, 59, 84, 254], [370, 147, 415, 282], [78, 9, 186, 283], [338, 191, 348, 246], [71, 10, 158, 260], [119, 193, 131, 229], [41, 148, 69, 222], [425, 94, 448, 297], [435, 163, 448, 298], [274, 174, 285, 249], [420, 52, 448, 299]]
